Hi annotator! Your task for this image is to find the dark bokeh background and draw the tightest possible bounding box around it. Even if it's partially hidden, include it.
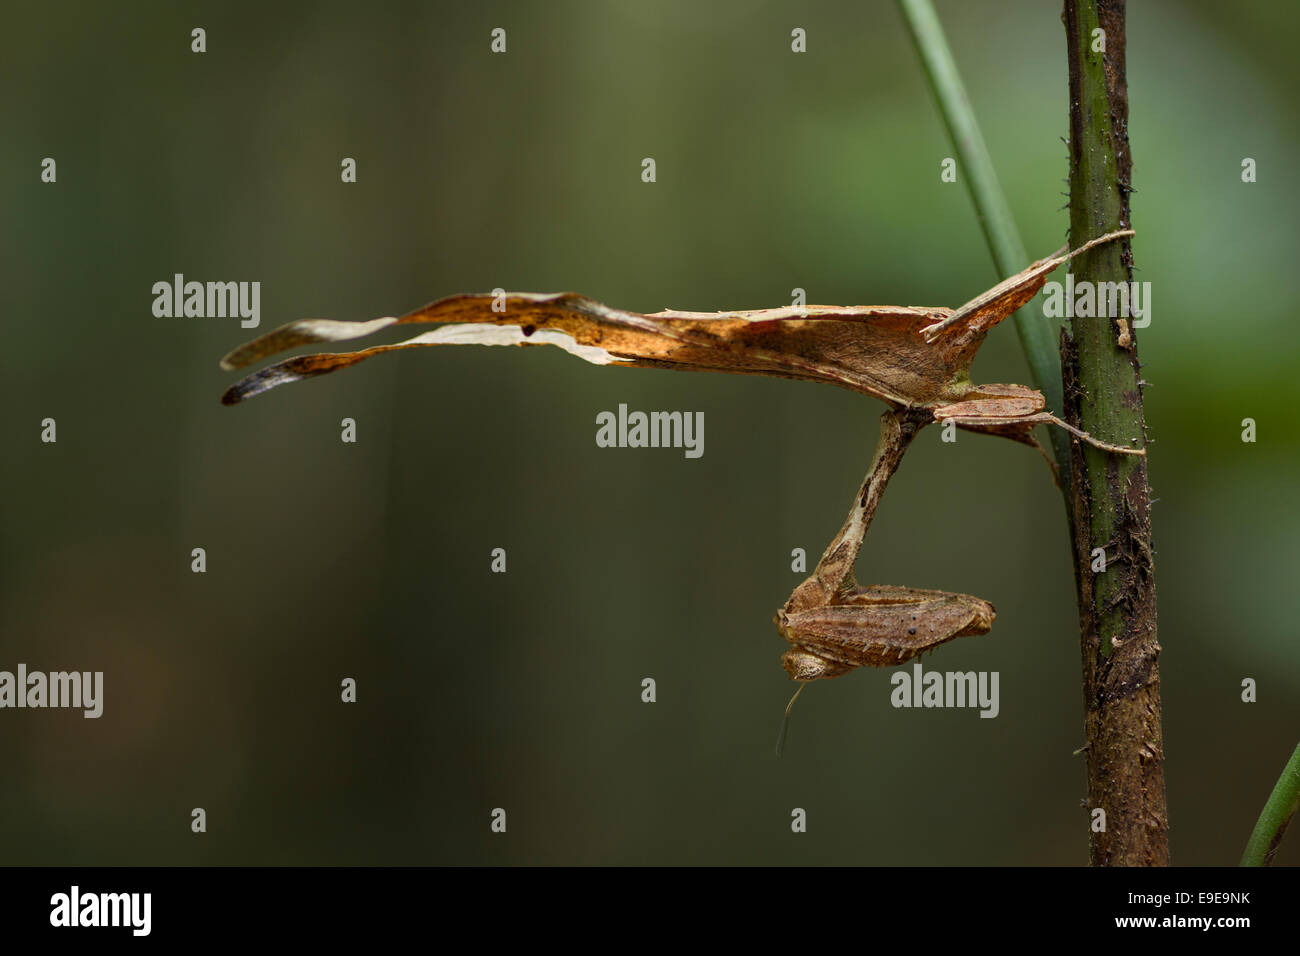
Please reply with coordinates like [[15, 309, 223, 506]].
[[2, 0, 1296, 865]]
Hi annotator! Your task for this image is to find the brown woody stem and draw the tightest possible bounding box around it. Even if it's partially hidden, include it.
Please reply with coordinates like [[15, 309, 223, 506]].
[[1063, 0, 1169, 866]]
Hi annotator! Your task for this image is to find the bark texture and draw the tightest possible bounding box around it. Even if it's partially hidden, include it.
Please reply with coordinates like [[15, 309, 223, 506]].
[[1062, 0, 1169, 866]]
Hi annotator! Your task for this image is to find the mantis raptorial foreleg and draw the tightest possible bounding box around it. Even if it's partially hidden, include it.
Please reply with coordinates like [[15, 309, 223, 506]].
[[772, 408, 996, 753], [775, 409, 997, 684]]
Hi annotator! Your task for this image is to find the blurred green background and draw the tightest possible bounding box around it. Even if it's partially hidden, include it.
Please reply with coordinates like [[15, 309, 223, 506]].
[[1, 0, 1296, 865]]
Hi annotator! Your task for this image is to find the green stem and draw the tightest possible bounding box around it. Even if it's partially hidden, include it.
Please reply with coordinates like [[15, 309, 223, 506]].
[[896, 0, 1071, 481], [1064, 0, 1167, 867], [1241, 742, 1300, 866]]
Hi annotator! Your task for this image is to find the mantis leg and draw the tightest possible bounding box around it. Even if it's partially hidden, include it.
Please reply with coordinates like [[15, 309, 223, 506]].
[[784, 408, 930, 614], [940, 410, 1144, 457]]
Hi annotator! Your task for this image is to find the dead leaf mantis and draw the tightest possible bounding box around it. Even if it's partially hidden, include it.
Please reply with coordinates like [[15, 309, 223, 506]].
[[219, 228, 1141, 701]]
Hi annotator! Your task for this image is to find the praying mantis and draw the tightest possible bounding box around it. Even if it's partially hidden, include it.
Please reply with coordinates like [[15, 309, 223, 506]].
[[220, 228, 1141, 692]]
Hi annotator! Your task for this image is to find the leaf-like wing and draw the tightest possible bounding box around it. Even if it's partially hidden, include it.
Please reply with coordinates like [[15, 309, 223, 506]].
[[219, 292, 960, 407], [219, 231, 1134, 408]]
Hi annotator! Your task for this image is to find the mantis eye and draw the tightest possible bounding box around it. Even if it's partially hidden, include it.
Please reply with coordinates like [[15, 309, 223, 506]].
[[964, 600, 996, 635], [781, 648, 851, 682]]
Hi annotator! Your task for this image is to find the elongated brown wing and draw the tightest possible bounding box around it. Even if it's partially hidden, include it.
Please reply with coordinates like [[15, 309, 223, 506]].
[[218, 292, 961, 407], [219, 232, 1134, 408]]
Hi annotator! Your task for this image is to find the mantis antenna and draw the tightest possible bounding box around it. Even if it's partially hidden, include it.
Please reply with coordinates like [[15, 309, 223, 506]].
[[775, 682, 809, 757]]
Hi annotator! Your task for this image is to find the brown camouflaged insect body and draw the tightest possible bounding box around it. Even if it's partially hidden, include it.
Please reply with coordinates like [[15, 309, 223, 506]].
[[219, 230, 1141, 683]]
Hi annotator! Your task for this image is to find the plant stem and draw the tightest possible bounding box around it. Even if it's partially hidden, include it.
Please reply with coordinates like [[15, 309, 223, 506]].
[[1241, 742, 1300, 866], [1063, 0, 1168, 866], [896, 0, 1072, 481]]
